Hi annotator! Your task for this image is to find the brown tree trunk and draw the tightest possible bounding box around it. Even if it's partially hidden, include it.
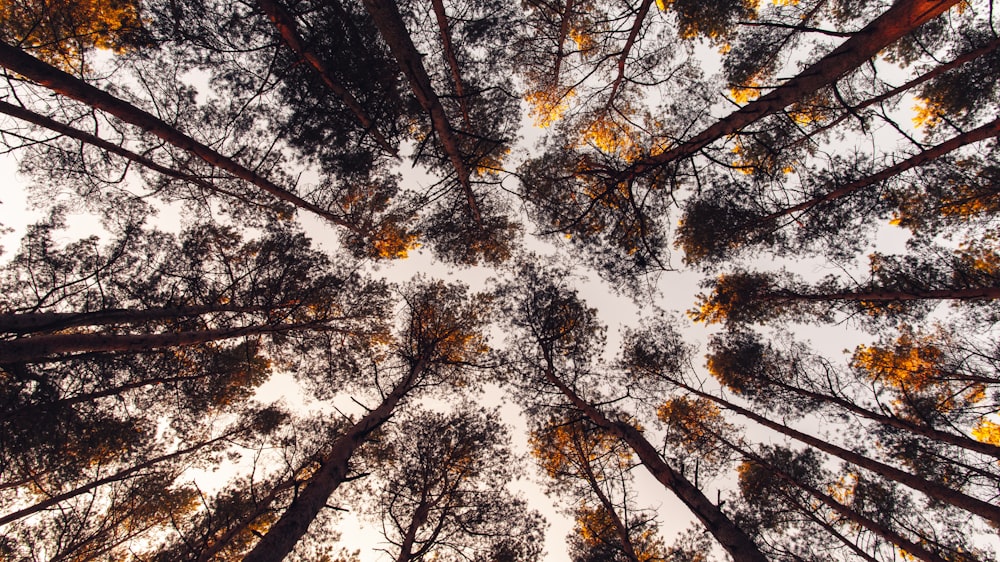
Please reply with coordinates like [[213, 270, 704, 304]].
[[0, 321, 329, 363], [759, 117, 1000, 224], [0, 432, 233, 527], [621, 0, 960, 180], [539, 358, 768, 562], [242, 358, 426, 562], [360, 0, 483, 226], [605, 0, 653, 110], [0, 42, 357, 230], [0, 303, 285, 334], [720, 434, 948, 562], [572, 433, 641, 561], [194, 474, 298, 562], [429, 0, 471, 130], [257, 0, 397, 155], [676, 381, 1000, 524], [762, 371, 1000, 459]]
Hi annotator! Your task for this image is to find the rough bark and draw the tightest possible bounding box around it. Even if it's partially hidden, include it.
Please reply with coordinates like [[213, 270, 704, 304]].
[[605, 0, 653, 109], [429, 0, 471, 130], [619, 0, 961, 181], [0, 42, 357, 230], [241, 358, 425, 562], [257, 0, 397, 155], [0, 320, 335, 363], [360, 0, 483, 226], [540, 357, 768, 562]]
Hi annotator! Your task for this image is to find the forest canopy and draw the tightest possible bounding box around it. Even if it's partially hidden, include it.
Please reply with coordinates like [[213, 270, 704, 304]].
[[0, 0, 998, 560]]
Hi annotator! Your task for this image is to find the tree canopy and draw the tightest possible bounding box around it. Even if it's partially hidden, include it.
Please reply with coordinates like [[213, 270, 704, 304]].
[[1, 0, 998, 560]]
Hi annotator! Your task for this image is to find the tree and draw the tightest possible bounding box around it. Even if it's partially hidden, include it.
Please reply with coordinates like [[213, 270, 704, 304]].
[[500, 265, 769, 562], [530, 414, 666, 562], [370, 407, 544, 562], [242, 280, 493, 561]]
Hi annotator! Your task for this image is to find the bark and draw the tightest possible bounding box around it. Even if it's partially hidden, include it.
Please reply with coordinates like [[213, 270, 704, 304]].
[[0, 432, 232, 527], [759, 117, 1000, 224], [619, 0, 960, 181], [241, 358, 425, 562], [0, 42, 357, 230], [605, 0, 653, 110], [793, 36, 1000, 146], [0, 303, 288, 334], [257, 0, 397, 155], [539, 357, 768, 562], [360, 0, 483, 226], [394, 496, 431, 562], [721, 435, 948, 562], [0, 100, 233, 197], [0, 320, 334, 363], [676, 381, 1000, 524], [429, 0, 471, 130]]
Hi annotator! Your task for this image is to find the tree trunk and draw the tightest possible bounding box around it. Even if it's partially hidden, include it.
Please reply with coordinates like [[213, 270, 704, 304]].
[[0, 42, 356, 230], [605, 0, 653, 110], [759, 117, 1000, 225], [257, 0, 397, 155], [360, 0, 483, 226], [621, 0, 960, 180], [763, 371, 1000, 459], [429, 0, 471, 130], [0, 303, 286, 334], [242, 358, 425, 562], [194, 474, 298, 562], [0, 320, 330, 363], [676, 381, 1000, 524], [0, 432, 232, 527], [720, 435, 948, 562], [539, 359, 768, 562], [572, 434, 641, 561], [0, 100, 233, 198]]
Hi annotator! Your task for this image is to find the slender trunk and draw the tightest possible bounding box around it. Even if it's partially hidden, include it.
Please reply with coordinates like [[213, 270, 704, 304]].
[[0, 100, 230, 196], [620, 0, 960, 180], [257, 0, 396, 155], [394, 496, 431, 562], [721, 435, 948, 562], [792, 36, 1000, 146], [2, 371, 210, 420], [796, 498, 882, 562], [766, 373, 1000, 459], [360, 0, 483, 226], [552, 0, 575, 83], [0, 320, 328, 363], [759, 117, 1000, 224], [605, 0, 653, 110], [767, 285, 1000, 303], [539, 359, 768, 562], [676, 381, 1000, 524], [0, 433, 231, 527], [429, 0, 471, 130], [242, 358, 425, 562], [0, 303, 285, 334], [194, 474, 298, 562], [0, 42, 357, 230], [572, 435, 640, 561]]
